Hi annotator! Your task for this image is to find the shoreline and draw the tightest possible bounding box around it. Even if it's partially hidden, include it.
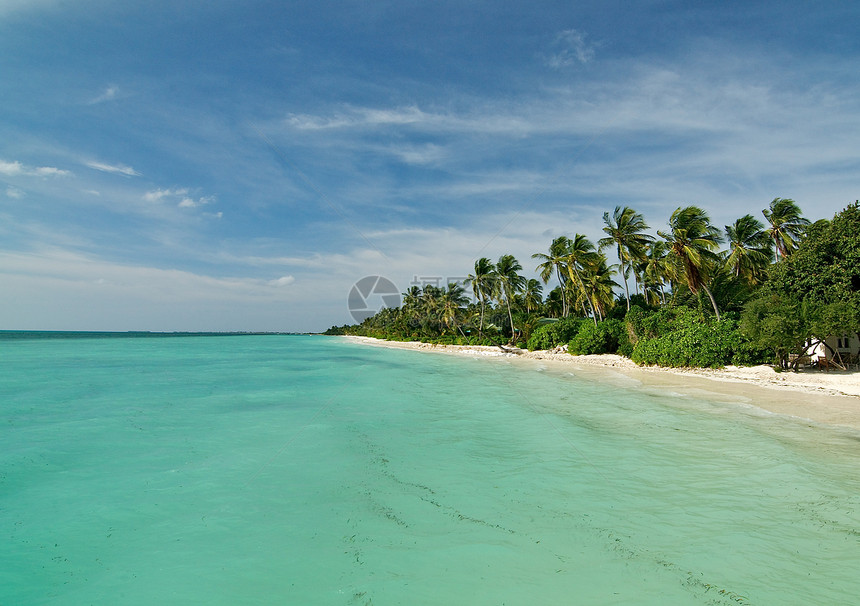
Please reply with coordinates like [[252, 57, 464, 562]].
[[343, 336, 860, 432]]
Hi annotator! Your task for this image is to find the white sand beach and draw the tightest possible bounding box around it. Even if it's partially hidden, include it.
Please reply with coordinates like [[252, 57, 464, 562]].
[[345, 336, 860, 431]]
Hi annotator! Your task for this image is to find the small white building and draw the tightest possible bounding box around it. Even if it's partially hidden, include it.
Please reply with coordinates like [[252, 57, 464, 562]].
[[808, 333, 860, 369]]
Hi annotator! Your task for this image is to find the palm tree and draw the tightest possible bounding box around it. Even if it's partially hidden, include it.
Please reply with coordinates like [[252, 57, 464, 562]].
[[598, 206, 654, 310], [724, 214, 773, 286], [441, 282, 470, 336], [563, 233, 600, 319], [401, 285, 421, 311], [638, 240, 671, 305], [465, 257, 496, 335], [520, 278, 544, 314], [544, 286, 565, 318], [580, 254, 619, 323], [762, 197, 810, 260], [532, 236, 571, 316], [418, 284, 444, 330], [400, 285, 422, 331], [658, 206, 724, 319], [495, 254, 526, 343]]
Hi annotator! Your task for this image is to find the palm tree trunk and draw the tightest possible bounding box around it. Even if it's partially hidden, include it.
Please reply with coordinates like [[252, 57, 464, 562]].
[[556, 267, 568, 317], [621, 261, 631, 311], [505, 293, 516, 345], [617, 246, 631, 311], [702, 284, 721, 320]]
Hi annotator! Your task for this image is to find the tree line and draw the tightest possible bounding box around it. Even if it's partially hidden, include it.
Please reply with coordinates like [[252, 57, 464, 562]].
[[326, 199, 860, 370]]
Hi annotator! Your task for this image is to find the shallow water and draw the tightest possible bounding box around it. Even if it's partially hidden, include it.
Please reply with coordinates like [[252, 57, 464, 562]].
[[2, 334, 858, 605]]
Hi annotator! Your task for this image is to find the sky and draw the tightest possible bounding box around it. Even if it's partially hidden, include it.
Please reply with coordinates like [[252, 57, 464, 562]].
[[1, 0, 859, 332]]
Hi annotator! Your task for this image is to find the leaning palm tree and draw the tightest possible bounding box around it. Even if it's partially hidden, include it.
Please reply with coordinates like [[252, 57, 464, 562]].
[[532, 236, 571, 316], [563, 233, 600, 319], [762, 197, 810, 260], [724, 214, 773, 286], [580, 254, 619, 323], [465, 257, 496, 335], [495, 254, 526, 343], [598, 206, 654, 310], [658, 206, 724, 319]]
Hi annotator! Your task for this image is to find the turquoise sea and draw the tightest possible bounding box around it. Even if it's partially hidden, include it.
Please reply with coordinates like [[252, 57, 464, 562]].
[[2, 333, 859, 605]]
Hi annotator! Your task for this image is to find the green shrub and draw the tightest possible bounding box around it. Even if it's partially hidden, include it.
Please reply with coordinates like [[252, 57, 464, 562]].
[[630, 314, 754, 368], [568, 319, 625, 355], [526, 317, 587, 351]]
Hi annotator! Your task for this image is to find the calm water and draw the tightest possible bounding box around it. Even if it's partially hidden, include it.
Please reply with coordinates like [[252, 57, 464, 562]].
[[1, 334, 858, 605]]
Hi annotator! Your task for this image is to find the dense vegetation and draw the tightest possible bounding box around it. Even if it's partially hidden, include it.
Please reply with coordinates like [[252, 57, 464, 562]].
[[326, 200, 860, 369]]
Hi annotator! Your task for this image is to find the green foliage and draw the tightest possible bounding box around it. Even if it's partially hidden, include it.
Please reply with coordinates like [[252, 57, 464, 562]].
[[764, 202, 860, 307], [568, 319, 626, 355], [629, 308, 769, 368], [625, 306, 679, 340], [526, 317, 588, 351], [741, 202, 860, 368], [740, 293, 860, 369]]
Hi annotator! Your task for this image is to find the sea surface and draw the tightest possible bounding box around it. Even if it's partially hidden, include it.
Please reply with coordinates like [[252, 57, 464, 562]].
[[2, 333, 859, 605]]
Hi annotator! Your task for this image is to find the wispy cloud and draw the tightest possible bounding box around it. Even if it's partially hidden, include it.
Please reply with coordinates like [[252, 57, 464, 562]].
[[388, 143, 446, 165], [88, 85, 120, 105], [143, 188, 188, 202], [0, 249, 303, 301], [0, 159, 70, 177], [85, 160, 141, 177], [143, 187, 215, 210], [286, 105, 434, 131], [546, 28, 596, 68], [5, 187, 24, 199]]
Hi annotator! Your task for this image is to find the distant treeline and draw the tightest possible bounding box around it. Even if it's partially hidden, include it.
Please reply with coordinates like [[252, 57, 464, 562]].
[[326, 200, 860, 370]]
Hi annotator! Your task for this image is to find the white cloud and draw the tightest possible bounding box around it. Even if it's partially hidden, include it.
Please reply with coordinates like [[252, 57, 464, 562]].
[[5, 187, 23, 199], [0, 160, 23, 175], [0, 248, 319, 330], [86, 160, 141, 177], [389, 143, 446, 165], [286, 105, 433, 131], [178, 195, 213, 208], [32, 166, 69, 177], [143, 188, 213, 209], [0, 249, 302, 302], [268, 275, 296, 287], [89, 85, 119, 105], [0, 159, 70, 177], [143, 188, 188, 202], [547, 29, 596, 68]]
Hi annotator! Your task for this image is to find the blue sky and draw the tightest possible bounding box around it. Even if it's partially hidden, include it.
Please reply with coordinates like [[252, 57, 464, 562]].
[[1, 0, 858, 332]]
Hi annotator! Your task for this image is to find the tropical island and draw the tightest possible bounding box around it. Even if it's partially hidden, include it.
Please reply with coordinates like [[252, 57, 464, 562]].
[[327, 199, 860, 375]]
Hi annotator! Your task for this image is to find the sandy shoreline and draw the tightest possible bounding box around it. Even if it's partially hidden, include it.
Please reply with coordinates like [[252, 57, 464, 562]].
[[343, 336, 860, 432]]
